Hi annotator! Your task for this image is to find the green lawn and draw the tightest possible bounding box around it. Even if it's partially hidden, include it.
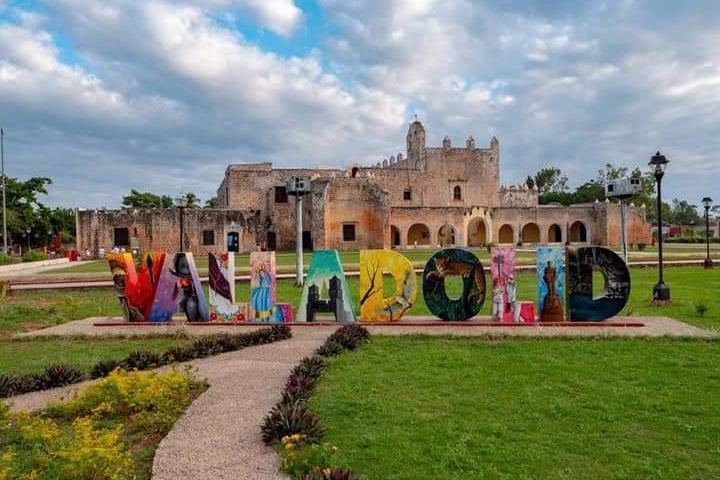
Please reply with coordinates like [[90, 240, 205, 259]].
[[0, 336, 190, 374], [3, 266, 720, 335], [311, 336, 720, 480]]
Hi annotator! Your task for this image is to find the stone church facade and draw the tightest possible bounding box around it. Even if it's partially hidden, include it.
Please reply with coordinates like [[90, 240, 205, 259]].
[[76, 120, 650, 256]]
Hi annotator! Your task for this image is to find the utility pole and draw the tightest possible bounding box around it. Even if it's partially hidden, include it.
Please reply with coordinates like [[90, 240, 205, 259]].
[[1, 127, 6, 254]]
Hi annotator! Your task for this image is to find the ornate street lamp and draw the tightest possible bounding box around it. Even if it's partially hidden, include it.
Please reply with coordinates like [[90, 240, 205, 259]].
[[702, 197, 713, 268], [174, 193, 187, 252], [649, 151, 670, 304]]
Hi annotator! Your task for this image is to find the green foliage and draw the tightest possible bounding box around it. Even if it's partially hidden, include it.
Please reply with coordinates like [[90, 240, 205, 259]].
[[121, 350, 162, 370], [2, 369, 205, 479], [21, 249, 47, 262], [262, 402, 326, 445], [300, 468, 364, 480], [0, 252, 12, 265], [121, 189, 174, 209], [279, 435, 339, 478], [525, 167, 568, 194], [325, 325, 370, 351], [315, 340, 344, 357], [204, 196, 219, 208]]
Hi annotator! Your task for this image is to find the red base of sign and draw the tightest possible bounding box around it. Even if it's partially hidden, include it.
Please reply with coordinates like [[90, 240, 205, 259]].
[[93, 321, 644, 328]]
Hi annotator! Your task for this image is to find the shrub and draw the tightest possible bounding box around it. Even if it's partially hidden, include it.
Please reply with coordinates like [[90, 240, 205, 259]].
[[270, 323, 292, 340], [280, 435, 338, 478], [300, 468, 364, 480], [90, 359, 121, 379], [21, 250, 47, 262], [695, 301, 708, 317], [326, 324, 370, 351], [262, 402, 325, 445], [637, 242, 646, 251], [282, 373, 318, 405], [315, 340, 344, 357], [190, 336, 226, 358], [161, 346, 195, 364], [121, 350, 161, 370], [0, 374, 18, 397], [0, 252, 12, 265], [35, 364, 85, 389], [292, 356, 327, 381]]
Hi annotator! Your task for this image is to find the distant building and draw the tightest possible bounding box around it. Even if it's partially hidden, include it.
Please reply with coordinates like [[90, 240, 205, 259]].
[[76, 120, 650, 256]]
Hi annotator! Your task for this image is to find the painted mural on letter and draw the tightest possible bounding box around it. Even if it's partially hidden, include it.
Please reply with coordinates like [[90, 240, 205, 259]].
[[536, 247, 565, 322], [209, 252, 243, 322], [297, 250, 355, 323], [422, 248, 486, 321], [359, 249, 416, 322], [148, 253, 209, 322], [567, 246, 630, 321]]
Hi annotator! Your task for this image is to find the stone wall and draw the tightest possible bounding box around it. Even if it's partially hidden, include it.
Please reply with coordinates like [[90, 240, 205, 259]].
[[76, 209, 261, 258]]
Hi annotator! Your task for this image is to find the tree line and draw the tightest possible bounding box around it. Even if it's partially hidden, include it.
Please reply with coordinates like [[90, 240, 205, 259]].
[[525, 165, 713, 226]]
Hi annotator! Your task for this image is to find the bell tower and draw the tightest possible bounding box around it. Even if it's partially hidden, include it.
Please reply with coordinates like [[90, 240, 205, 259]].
[[406, 118, 426, 171]]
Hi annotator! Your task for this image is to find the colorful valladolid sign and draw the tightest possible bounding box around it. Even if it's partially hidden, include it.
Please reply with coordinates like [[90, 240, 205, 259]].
[[107, 245, 630, 323]]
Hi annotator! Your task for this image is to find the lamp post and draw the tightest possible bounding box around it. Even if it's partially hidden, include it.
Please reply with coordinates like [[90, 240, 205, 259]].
[[25, 227, 31, 252], [174, 194, 187, 252], [702, 197, 713, 268], [649, 151, 670, 305]]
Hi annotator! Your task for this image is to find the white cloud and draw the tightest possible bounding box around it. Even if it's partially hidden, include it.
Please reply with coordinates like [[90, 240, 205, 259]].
[[243, 0, 303, 36]]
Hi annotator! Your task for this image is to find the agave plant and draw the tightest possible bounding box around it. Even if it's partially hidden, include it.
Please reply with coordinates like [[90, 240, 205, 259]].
[[261, 402, 325, 445], [35, 364, 85, 388], [315, 340, 344, 357], [300, 468, 364, 480], [90, 359, 121, 379], [291, 356, 327, 380], [121, 350, 161, 370]]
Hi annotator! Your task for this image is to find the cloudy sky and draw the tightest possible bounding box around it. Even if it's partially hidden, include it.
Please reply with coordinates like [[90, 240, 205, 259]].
[[0, 0, 718, 208]]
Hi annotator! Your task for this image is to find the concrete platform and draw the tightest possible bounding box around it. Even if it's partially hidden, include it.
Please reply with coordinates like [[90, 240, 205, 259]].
[[16, 315, 716, 338]]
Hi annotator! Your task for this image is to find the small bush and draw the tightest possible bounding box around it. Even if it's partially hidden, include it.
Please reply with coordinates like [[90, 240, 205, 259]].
[[637, 242, 646, 251], [0, 252, 12, 265], [190, 336, 226, 358], [0, 374, 18, 397], [315, 340, 344, 357], [121, 350, 161, 370], [300, 468, 364, 480], [280, 435, 338, 478], [161, 346, 195, 364], [35, 364, 85, 389], [695, 301, 708, 317], [21, 250, 47, 262], [292, 356, 327, 381], [282, 373, 318, 405], [326, 324, 370, 351], [270, 323, 292, 340], [90, 359, 121, 379], [262, 402, 325, 445]]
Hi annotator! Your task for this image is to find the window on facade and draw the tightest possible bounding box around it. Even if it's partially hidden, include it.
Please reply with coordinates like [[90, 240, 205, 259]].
[[342, 224, 356, 242], [453, 185, 462, 200], [403, 189, 412, 201], [202, 230, 215, 246], [113, 227, 130, 246], [275, 186, 288, 203]]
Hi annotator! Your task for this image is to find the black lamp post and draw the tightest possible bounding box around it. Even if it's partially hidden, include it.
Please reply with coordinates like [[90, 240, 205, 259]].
[[702, 197, 713, 268], [650, 151, 670, 305], [174, 194, 187, 252]]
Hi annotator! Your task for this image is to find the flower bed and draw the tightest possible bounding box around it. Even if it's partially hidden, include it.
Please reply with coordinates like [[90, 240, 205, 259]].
[[1, 368, 207, 480], [0, 324, 291, 399]]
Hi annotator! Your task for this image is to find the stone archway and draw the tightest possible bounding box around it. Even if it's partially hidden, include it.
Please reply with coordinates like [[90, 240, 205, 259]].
[[466, 218, 487, 246], [548, 224, 562, 243], [438, 224, 456, 246], [498, 224, 514, 244], [391, 225, 401, 247], [569, 221, 588, 243], [407, 223, 431, 246], [521, 223, 540, 244]]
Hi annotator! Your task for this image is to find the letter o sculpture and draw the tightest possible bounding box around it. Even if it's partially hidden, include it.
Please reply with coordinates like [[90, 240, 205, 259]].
[[422, 248, 486, 321]]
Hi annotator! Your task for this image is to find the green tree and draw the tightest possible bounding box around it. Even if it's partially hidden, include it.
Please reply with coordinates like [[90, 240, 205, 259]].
[[670, 199, 700, 226], [121, 190, 171, 209], [526, 167, 568, 194], [184, 192, 201, 208], [204, 196, 218, 208]]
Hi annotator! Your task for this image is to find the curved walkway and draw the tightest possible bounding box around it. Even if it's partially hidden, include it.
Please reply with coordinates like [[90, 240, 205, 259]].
[[152, 327, 335, 480]]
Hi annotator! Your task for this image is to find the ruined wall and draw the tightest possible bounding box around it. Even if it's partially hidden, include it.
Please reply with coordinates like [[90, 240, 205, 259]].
[[323, 178, 389, 250], [76, 209, 261, 258], [499, 185, 539, 207]]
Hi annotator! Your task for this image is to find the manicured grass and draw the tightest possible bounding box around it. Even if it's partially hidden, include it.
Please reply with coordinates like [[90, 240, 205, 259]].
[[4, 266, 720, 335], [311, 336, 720, 480], [42, 243, 720, 275], [0, 336, 191, 374]]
